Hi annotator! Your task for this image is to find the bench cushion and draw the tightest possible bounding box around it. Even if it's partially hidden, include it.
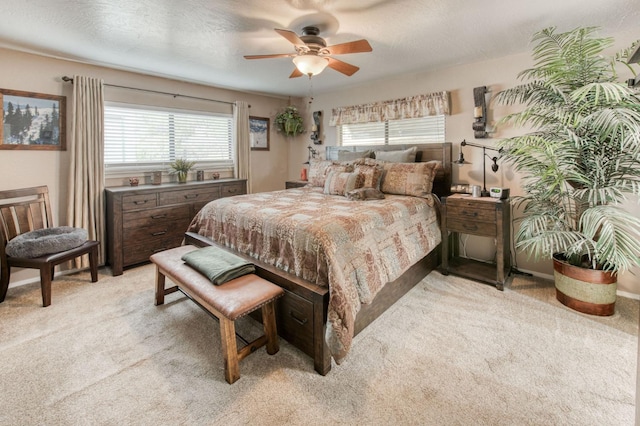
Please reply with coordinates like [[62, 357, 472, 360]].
[[150, 245, 284, 321]]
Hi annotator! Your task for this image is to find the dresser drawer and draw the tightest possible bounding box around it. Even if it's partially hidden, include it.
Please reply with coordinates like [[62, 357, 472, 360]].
[[221, 182, 245, 197], [123, 205, 190, 229], [123, 222, 187, 242], [122, 193, 158, 211], [158, 187, 221, 206], [446, 200, 495, 222], [123, 235, 186, 266], [447, 218, 496, 237]]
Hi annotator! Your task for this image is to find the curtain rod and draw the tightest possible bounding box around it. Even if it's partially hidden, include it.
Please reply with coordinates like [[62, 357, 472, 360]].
[[61, 76, 239, 106]]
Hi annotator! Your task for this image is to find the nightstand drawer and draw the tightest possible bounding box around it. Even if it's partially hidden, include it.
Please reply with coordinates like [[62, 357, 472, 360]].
[[447, 203, 496, 224], [447, 218, 496, 237]]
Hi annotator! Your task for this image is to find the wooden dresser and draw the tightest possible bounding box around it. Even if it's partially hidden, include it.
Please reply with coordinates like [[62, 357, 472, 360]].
[[106, 179, 246, 275]]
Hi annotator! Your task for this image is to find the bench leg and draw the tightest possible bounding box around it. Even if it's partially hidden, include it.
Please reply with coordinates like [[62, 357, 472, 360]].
[[155, 267, 166, 306], [220, 317, 240, 384], [262, 301, 279, 355]]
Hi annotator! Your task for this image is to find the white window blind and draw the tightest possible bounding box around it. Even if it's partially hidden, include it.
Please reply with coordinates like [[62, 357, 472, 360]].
[[104, 103, 234, 174], [338, 115, 445, 146]]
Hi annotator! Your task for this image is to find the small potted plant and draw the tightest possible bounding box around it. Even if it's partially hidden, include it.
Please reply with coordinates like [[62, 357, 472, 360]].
[[275, 106, 304, 136], [169, 158, 196, 183]]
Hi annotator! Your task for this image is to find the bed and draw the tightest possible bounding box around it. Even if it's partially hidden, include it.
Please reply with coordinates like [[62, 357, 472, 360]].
[[185, 142, 452, 374]]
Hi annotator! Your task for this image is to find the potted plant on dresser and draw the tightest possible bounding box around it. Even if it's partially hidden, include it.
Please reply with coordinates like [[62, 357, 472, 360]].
[[496, 26, 640, 315], [169, 158, 196, 183]]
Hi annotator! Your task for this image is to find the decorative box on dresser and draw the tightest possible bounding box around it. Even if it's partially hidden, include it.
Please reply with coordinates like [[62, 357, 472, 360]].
[[440, 194, 511, 290], [106, 179, 246, 275]]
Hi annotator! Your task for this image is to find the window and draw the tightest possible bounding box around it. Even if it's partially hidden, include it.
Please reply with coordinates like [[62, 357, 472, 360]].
[[338, 115, 445, 146], [104, 103, 234, 175]]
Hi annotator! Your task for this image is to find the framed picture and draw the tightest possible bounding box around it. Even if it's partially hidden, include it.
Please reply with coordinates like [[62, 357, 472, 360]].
[[0, 89, 66, 150], [249, 116, 270, 151]]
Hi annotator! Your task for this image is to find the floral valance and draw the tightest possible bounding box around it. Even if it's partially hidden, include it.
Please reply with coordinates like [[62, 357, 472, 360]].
[[329, 91, 450, 126]]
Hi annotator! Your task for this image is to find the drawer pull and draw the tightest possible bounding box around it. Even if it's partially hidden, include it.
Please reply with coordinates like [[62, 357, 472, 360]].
[[184, 194, 198, 199], [134, 200, 149, 205], [461, 210, 478, 217], [462, 223, 479, 232], [289, 310, 308, 326], [151, 231, 167, 236], [151, 214, 167, 219]]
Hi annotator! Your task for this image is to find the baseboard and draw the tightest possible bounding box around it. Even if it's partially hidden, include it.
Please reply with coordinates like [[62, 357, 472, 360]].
[[616, 290, 640, 301]]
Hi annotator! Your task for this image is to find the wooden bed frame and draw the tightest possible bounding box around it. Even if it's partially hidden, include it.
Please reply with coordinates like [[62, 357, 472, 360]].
[[185, 142, 452, 375]]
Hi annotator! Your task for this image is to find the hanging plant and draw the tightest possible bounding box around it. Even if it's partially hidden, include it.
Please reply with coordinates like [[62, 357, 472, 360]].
[[275, 106, 304, 136]]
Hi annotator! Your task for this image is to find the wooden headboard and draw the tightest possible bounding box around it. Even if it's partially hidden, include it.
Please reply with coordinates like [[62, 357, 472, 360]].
[[325, 143, 452, 197]]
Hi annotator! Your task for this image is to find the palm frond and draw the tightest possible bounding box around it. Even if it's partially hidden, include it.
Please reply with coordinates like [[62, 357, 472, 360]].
[[495, 26, 640, 273]]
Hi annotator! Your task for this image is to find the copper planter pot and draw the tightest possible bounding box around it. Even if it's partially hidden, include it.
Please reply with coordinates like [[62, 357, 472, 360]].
[[552, 254, 616, 316]]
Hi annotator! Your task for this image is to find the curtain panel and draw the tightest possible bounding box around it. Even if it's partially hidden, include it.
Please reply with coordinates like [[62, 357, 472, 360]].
[[234, 101, 251, 193], [67, 75, 105, 266], [329, 91, 450, 126]]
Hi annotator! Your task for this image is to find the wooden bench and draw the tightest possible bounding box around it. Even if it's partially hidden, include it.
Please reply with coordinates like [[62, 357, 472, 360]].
[[151, 245, 284, 384]]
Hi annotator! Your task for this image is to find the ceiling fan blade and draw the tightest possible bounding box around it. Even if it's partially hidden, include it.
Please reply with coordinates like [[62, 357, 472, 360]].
[[325, 39, 372, 55], [289, 68, 304, 78], [275, 28, 306, 47], [244, 53, 295, 59], [327, 57, 360, 76]]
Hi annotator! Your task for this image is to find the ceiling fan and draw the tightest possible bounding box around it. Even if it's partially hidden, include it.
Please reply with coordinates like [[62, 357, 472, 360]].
[[244, 26, 372, 78]]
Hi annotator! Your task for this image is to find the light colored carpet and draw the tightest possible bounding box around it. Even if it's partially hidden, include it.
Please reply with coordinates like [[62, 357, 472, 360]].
[[0, 265, 637, 425]]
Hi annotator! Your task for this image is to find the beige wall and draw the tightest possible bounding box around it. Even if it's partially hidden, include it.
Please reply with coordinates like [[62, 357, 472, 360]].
[[0, 47, 298, 285], [296, 28, 640, 296]]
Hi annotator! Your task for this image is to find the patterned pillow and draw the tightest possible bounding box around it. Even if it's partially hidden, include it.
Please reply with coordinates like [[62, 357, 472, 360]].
[[380, 160, 441, 197], [374, 146, 418, 163], [307, 160, 334, 187], [353, 163, 385, 189], [323, 171, 365, 196], [346, 187, 386, 201], [307, 160, 353, 187]]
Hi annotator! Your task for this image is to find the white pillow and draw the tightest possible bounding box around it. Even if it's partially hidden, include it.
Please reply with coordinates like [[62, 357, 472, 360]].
[[374, 146, 417, 162]]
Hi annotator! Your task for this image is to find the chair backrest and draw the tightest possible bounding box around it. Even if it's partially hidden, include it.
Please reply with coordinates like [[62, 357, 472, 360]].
[[0, 186, 54, 252]]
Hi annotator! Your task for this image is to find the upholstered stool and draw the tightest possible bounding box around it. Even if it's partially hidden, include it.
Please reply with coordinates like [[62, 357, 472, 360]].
[[150, 245, 284, 384]]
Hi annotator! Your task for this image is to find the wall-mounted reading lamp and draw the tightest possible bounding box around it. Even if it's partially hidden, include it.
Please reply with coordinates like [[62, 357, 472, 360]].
[[627, 42, 640, 87], [453, 139, 503, 197], [304, 145, 319, 165]]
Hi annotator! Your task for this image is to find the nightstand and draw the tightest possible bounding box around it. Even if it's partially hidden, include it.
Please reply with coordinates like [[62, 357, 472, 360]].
[[285, 180, 309, 189], [440, 194, 511, 290]]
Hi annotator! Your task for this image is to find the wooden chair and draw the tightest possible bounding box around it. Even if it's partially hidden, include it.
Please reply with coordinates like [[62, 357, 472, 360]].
[[0, 186, 100, 307]]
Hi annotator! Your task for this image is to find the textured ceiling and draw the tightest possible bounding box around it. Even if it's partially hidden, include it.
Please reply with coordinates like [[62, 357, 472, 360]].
[[1, 0, 639, 97]]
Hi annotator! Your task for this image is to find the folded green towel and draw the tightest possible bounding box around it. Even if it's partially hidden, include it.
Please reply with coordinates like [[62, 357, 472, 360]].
[[181, 246, 255, 285]]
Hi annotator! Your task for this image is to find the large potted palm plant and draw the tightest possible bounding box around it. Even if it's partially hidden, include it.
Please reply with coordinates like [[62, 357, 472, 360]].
[[496, 27, 640, 315]]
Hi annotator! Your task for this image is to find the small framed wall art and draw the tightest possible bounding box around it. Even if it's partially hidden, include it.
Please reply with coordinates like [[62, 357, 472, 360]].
[[0, 88, 66, 150], [249, 116, 270, 151]]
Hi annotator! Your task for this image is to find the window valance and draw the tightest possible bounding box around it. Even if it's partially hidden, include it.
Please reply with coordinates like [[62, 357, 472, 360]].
[[329, 91, 450, 126]]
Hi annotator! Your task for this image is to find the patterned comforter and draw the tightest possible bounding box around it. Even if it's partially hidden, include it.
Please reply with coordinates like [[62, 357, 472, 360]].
[[187, 186, 441, 362]]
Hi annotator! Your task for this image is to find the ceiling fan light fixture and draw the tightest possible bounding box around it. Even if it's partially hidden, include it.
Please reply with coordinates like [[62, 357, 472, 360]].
[[293, 55, 329, 76]]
